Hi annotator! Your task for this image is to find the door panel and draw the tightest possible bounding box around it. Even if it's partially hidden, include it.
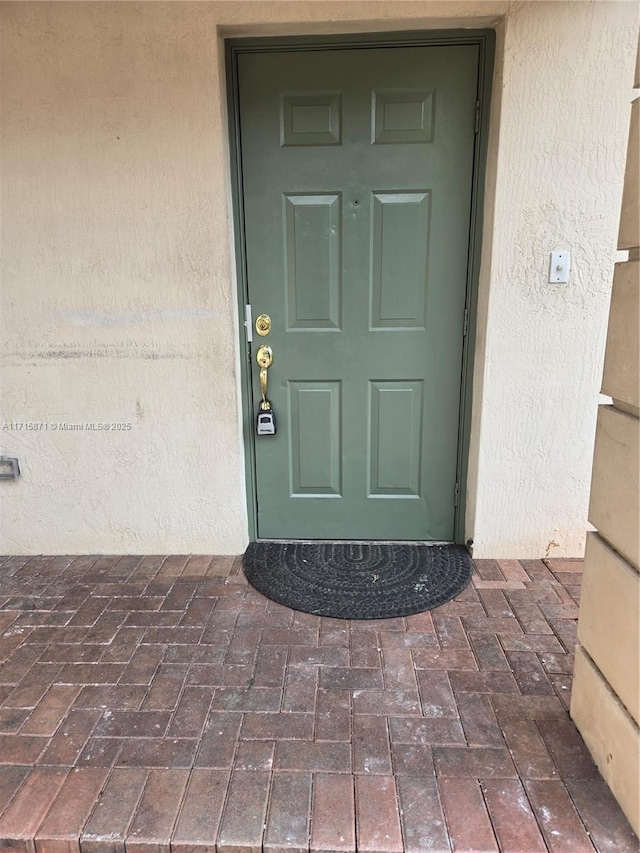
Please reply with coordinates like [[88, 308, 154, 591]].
[[289, 381, 342, 497], [371, 191, 431, 329], [369, 381, 424, 497], [284, 194, 342, 329], [238, 44, 479, 540]]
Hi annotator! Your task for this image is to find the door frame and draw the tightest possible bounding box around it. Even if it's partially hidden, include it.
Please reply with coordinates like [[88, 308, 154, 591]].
[[226, 29, 495, 543]]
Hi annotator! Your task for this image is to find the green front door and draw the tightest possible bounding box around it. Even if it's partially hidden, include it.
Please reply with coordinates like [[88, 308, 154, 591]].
[[237, 43, 479, 540]]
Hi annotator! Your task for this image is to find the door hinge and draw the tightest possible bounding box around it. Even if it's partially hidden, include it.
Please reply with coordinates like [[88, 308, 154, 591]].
[[454, 482, 460, 507], [244, 304, 253, 343], [474, 101, 481, 134], [463, 308, 470, 338]]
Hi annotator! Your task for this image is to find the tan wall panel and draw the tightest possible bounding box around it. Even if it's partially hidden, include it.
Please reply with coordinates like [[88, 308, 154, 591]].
[[602, 261, 639, 411], [618, 98, 639, 250], [571, 645, 640, 836], [589, 406, 640, 567], [578, 532, 639, 725]]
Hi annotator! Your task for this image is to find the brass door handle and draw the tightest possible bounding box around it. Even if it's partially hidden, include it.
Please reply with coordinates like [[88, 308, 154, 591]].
[[256, 345, 273, 410]]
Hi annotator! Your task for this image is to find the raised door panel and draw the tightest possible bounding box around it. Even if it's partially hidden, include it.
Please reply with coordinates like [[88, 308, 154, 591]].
[[289, 381, 342, 497], [370, 191, 431, 329], [369, 381, 424, 497], [284, 194, 342, 330], [372, 89, 435, 144], [280, 92, 342, 146]]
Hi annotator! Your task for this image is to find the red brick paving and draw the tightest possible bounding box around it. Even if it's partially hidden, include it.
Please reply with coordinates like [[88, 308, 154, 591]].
[[0, 554, 637, 852]]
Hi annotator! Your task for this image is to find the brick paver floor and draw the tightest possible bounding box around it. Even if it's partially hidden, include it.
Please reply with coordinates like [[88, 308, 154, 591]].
[[0, 554, 636, 852]]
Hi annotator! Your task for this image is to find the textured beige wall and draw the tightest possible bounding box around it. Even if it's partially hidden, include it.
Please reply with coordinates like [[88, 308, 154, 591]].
[[1, 2, 244, 553], [0, 2, 637, 555], [466, 0, 637, 557]]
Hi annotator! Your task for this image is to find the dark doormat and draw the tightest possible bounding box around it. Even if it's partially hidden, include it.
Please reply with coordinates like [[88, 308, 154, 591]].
[[242, 541, 473, 619]]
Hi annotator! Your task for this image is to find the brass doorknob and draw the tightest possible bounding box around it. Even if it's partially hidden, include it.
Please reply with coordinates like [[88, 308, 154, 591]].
[[256, 345, 273, 369]]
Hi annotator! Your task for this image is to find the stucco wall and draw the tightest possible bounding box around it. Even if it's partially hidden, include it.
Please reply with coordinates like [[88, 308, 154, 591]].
[[0, 2, 637, 556], [466, 0, 637, 557]]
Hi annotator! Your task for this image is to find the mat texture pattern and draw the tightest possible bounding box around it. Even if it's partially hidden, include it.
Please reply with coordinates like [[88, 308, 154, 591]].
[[242, 541, 473, 619]]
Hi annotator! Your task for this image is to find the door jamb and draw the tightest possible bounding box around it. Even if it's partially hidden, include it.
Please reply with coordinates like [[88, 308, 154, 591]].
[[226, 29, 495, 543]]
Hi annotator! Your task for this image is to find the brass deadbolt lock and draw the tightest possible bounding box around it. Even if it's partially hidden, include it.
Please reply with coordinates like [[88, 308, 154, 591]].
[[255, 314, 272, 336]]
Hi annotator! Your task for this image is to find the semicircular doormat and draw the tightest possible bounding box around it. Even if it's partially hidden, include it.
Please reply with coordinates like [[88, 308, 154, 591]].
[[242, 541, 473, 619]]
